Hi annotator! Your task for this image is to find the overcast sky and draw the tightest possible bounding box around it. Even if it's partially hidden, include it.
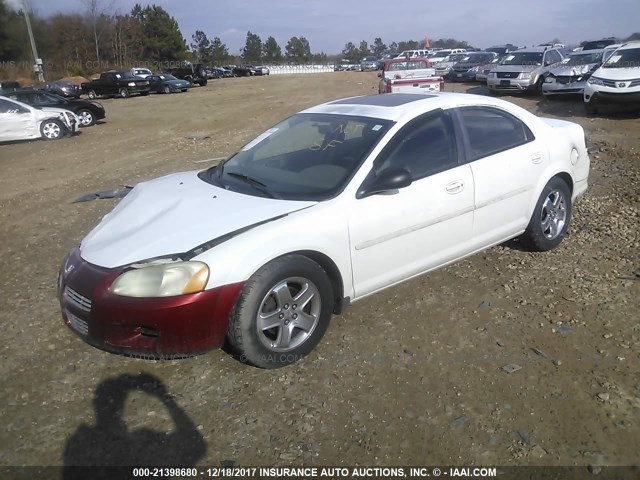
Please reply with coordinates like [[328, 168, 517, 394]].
[[23, 0, 640, 54]]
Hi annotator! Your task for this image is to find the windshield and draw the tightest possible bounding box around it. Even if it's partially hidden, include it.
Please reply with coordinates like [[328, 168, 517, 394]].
[[431, 50, 451, 58], [200, 113, 393, 201], [562, 52, 602, 66], [603, 48, 640, 68], [159, 74, 178, 81], [443, 53, 466, 62], [115, 72, 137, 79], [500, 52, 543, 66], [388, 60, 428, 71], [464, 53, 495, 63]]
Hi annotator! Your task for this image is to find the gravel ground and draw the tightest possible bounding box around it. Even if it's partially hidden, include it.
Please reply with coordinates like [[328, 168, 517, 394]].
[[0, 73, 638, 472]]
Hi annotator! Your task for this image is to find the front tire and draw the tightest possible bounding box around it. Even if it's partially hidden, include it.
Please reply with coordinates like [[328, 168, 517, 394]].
[[227, 255, 334, 368], [119, 88, 129, 98], [40, 119, 66, 140], [77, 109, 95, 127], [87, 90, 98, 100], [163, 85, 171, 94], [520, 177, 572, 251]]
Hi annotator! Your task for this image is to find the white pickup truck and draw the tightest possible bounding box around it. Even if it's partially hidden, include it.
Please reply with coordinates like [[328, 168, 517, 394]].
[[378, 57, 444, 94]]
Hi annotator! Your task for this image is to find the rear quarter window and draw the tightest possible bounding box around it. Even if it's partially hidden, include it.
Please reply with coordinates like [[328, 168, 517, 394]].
[[458, 107, 535, 161]]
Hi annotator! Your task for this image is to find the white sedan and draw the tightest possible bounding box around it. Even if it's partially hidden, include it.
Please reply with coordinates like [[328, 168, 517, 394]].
[[0, 95, 79, 142], [58, 93, 590, 368]]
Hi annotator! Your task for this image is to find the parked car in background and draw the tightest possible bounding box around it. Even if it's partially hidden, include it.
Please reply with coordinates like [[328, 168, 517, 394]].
[[487, 46, 564, 94], [584, 41, 640, 114], [43, 80, 82, 99], [542, 48, 617, 96], [164, 63, 208, 86], [3, 89, 105, 127], [434, 53, 469, 77], [396, 49, 431, 59], [484, 45, 517, 55], [378, 57, 441, 93], [131, 68, 153, 79], [582, 39, 618, 51], [82, 71, 150, 99], [58, 92, 590, 368], [146, 74, 191, 94], [254, 66, 270, 75], [428, 49, 467, 63], [475, 56, 502, 82], [210, 67, 232, 78], [448, 52, 498, 81], [229, 65, 253, 77], [0, 81, 21, 93], [0, 95, 78, 142], [360, 56, 378, 71]]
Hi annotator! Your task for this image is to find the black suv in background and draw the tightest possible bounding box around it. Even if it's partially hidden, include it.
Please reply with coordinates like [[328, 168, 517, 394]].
[[4, 89, 105, 127], [163, 63, 208, 86]]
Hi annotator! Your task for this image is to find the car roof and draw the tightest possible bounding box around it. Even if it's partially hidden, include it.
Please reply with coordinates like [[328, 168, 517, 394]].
[[302, 92, 523, 122], [513, 46, 552, 53], [617, 41, 640, 50]]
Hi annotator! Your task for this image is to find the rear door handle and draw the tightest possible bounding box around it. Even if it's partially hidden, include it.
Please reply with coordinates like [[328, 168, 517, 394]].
[[531, 152, 543, 164], [445, 180, 465, 194]]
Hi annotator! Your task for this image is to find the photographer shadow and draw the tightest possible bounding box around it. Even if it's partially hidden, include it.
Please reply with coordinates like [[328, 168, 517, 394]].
[[63, 373, 206, 478]]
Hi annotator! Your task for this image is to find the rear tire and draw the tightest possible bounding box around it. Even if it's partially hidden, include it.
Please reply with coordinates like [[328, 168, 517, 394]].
[[226, 255, 333, 368], [520, 177, 572, 251]]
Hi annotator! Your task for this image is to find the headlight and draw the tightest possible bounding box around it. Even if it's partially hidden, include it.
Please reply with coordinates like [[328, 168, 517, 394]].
[[111, 261, 209, 297], [545, 76, 555, 83], [470, 66, 480, 73], [488, 72, 496, 78], [128, 82, 136, 87], [588, 77, 604, 86]]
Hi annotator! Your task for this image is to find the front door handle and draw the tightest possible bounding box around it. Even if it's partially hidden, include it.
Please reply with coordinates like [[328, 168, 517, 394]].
[[445, 180, 465, 194]]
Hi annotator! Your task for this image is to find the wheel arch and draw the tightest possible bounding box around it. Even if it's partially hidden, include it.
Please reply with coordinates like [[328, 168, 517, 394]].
[[276, 250, 345, 315]]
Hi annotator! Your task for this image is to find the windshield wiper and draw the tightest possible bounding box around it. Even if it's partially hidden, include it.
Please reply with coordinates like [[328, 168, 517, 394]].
[[226, 172, 281, 199]]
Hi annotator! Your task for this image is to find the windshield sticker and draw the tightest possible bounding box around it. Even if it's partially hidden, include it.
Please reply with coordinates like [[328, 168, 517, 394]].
[[115, 74, 121, 78], [504, 55, 515, 62], [372, 125, 383, 131], [241, 127, 279, 151], [607, 55, 621, 64]]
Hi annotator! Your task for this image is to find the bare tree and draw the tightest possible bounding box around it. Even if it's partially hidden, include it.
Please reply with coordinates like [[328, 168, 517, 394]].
[[81, 0, 114, 63]]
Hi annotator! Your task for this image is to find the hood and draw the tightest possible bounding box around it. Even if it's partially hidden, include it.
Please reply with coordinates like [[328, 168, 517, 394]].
[[548, 64, 596, 76], [592, 66, 640, 81], [454, 61, 484, 69], [80, 171, 316, 268]]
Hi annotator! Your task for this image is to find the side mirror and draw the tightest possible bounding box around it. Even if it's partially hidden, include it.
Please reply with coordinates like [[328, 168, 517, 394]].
[[357, 167, 412, 199]]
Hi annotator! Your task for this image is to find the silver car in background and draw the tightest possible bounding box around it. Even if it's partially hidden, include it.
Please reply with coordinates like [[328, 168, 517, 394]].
[[433, 53, 468, 77], [542, 46, 620, 96], [487, 46, 564, 93]]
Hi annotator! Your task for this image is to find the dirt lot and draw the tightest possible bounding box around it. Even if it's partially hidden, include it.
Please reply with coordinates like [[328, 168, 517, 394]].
[[0, 73, 639, 472]]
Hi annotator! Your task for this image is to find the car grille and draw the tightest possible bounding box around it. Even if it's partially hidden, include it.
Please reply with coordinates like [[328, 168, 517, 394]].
[[629, 79, 640, 87], [67, 311, 89, 336], [497, 72, 519, 79], [64, 286, 92, 313], [601, 79, 616, 87]]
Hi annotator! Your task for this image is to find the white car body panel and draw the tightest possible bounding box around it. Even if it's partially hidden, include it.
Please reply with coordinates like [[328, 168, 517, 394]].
[[0, 96, 78, 142], [78, 93, 590, 305]]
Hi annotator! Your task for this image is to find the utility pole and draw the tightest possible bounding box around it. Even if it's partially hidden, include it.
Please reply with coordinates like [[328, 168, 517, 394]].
[[21, 0, 45, 82]]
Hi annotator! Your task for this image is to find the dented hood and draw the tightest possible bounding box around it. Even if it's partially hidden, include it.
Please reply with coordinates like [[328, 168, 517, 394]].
[[548, 64, 596, 77], [80, 171, 315, 268]]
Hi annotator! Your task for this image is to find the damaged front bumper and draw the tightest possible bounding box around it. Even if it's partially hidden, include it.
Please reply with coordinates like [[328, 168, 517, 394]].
[[58, 246, 244, 359]]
